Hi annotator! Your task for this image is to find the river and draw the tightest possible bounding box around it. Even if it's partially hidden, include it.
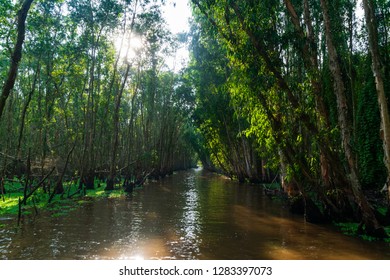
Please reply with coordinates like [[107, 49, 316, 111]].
[[1, 168, 390, 259]]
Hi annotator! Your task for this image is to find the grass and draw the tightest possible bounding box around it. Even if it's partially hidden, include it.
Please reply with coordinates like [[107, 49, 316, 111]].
[[0, 195, 22, 216], [0, 178, 131, 220]]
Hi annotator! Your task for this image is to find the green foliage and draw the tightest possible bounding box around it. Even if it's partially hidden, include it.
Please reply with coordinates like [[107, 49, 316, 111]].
[[0, 0, 196, 196], [355, 58, 387, 189], [335, 222, 390, 242], [185, 0, 390, 236], [0, 178, 140, 219], [0, 195, 21, 216], [0, 0, 389, 241], [187, 17, 275, 181], [0, 0, 13, 41], [335, 222, 359, 236]]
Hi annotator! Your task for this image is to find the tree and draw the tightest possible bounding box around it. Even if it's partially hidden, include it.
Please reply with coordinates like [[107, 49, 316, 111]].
[[320, 0, 385, 236], [363, 0, 390, 201], [189, 0, 389, 232], [0, 0, 34, 120], [106, 0, 139, 191]]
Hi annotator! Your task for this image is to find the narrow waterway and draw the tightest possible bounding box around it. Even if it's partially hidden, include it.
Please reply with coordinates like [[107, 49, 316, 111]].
[[1, 168, 390, 259]]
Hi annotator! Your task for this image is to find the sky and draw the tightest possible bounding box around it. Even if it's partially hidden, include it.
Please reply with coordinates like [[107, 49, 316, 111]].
[[161, 0, 192, 71], [159, 0, 366, 71], [162, 0, 192, 34]]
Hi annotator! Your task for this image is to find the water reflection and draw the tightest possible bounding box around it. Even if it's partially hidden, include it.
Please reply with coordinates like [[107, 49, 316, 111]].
[[170, 173, 202, 259], [1, 169, 390, 259]]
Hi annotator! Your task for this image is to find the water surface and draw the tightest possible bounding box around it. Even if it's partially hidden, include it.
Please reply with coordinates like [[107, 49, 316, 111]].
[[1, 169, 390, 259]]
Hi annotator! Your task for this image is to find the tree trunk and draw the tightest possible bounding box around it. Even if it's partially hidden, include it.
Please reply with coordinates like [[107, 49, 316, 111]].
[[106, 0, 138, 191], [320, 0, 386, 236], [106, 63, 130, 191], [0, 0, 34, 120], [16, 62, 40, 158], [284, 0, 345, 192], [363, 0, 390, 202], [49, 145, 74, 203]]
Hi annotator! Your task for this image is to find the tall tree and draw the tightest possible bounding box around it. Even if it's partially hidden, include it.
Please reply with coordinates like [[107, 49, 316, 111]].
[[0, 0, 34, 119], [106, 0, 139, 191], [363, 0, 390, 201], [320, 0, 385, 236]]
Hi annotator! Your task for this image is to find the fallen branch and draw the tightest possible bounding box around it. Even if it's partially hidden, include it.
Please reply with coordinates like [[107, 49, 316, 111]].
[[21, 167, 55, 205], [124, 169, 154, 193]]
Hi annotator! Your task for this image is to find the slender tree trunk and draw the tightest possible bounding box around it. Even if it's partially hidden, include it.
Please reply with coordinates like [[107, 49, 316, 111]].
[[106, 0, 138, 191], [0, 0, 34, 120], [320, 0, 386, 236], [229, 1, 329, 184], [126, 68, 141, 176], [16, 63, 40, 158], [363, 0, 390, 202], [284, 0, 346, 192], [49, 144, 75, 203], [22, 149, 31, 205], [106, 64, 131, 190]]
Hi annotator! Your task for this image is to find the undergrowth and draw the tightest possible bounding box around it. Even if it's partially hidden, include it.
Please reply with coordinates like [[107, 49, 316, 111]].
[[335, 222, 390, 243], [0, 178, 129, 219]]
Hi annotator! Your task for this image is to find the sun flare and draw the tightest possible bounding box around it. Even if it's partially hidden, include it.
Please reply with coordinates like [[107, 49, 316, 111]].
[[113, 33, 143, 62]]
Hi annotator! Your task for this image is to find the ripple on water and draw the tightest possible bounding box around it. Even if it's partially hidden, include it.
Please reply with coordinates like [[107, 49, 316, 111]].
[[1, 169, 390, 259]]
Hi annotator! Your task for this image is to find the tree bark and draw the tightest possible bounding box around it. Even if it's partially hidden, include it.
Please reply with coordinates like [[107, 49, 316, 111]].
[[363, 0, 390, 202], [285, 0, 349, 188], [16, 62, 40, 158], [320, 0, 386, 236], [0, 0, 34, 120], [49, 145, 75, 203], [229, 1, 334, 186]]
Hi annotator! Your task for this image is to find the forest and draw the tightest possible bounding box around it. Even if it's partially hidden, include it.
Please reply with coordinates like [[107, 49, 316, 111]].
[[1, 0, 390, 245]]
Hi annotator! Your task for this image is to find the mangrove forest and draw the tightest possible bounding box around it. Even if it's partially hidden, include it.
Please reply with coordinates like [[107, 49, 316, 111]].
[[1, 0, 390, 259]]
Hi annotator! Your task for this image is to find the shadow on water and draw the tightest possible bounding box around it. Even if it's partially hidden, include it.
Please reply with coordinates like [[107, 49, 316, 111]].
[[1, 168, 390, 259]]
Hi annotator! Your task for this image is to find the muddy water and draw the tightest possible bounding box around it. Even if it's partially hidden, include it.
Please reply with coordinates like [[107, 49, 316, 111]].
[[1, 168, 390, 259]]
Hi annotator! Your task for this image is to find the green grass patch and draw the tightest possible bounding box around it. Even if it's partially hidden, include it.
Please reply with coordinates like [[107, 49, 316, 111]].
[[0, 180, 130, 220], [86, 190, 105, 198], [85, 186, 125, 199], [0, 195, 21, 216]]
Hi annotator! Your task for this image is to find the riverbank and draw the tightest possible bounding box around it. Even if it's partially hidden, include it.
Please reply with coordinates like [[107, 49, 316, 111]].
[[2, 173, 390, 244], [0, 178, 128, 224], [262, 181, 390, 242], [2, 169, 390, 260]]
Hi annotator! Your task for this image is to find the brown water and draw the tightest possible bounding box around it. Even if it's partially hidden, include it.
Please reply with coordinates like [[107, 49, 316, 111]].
[[1, 168, 390, 260]]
